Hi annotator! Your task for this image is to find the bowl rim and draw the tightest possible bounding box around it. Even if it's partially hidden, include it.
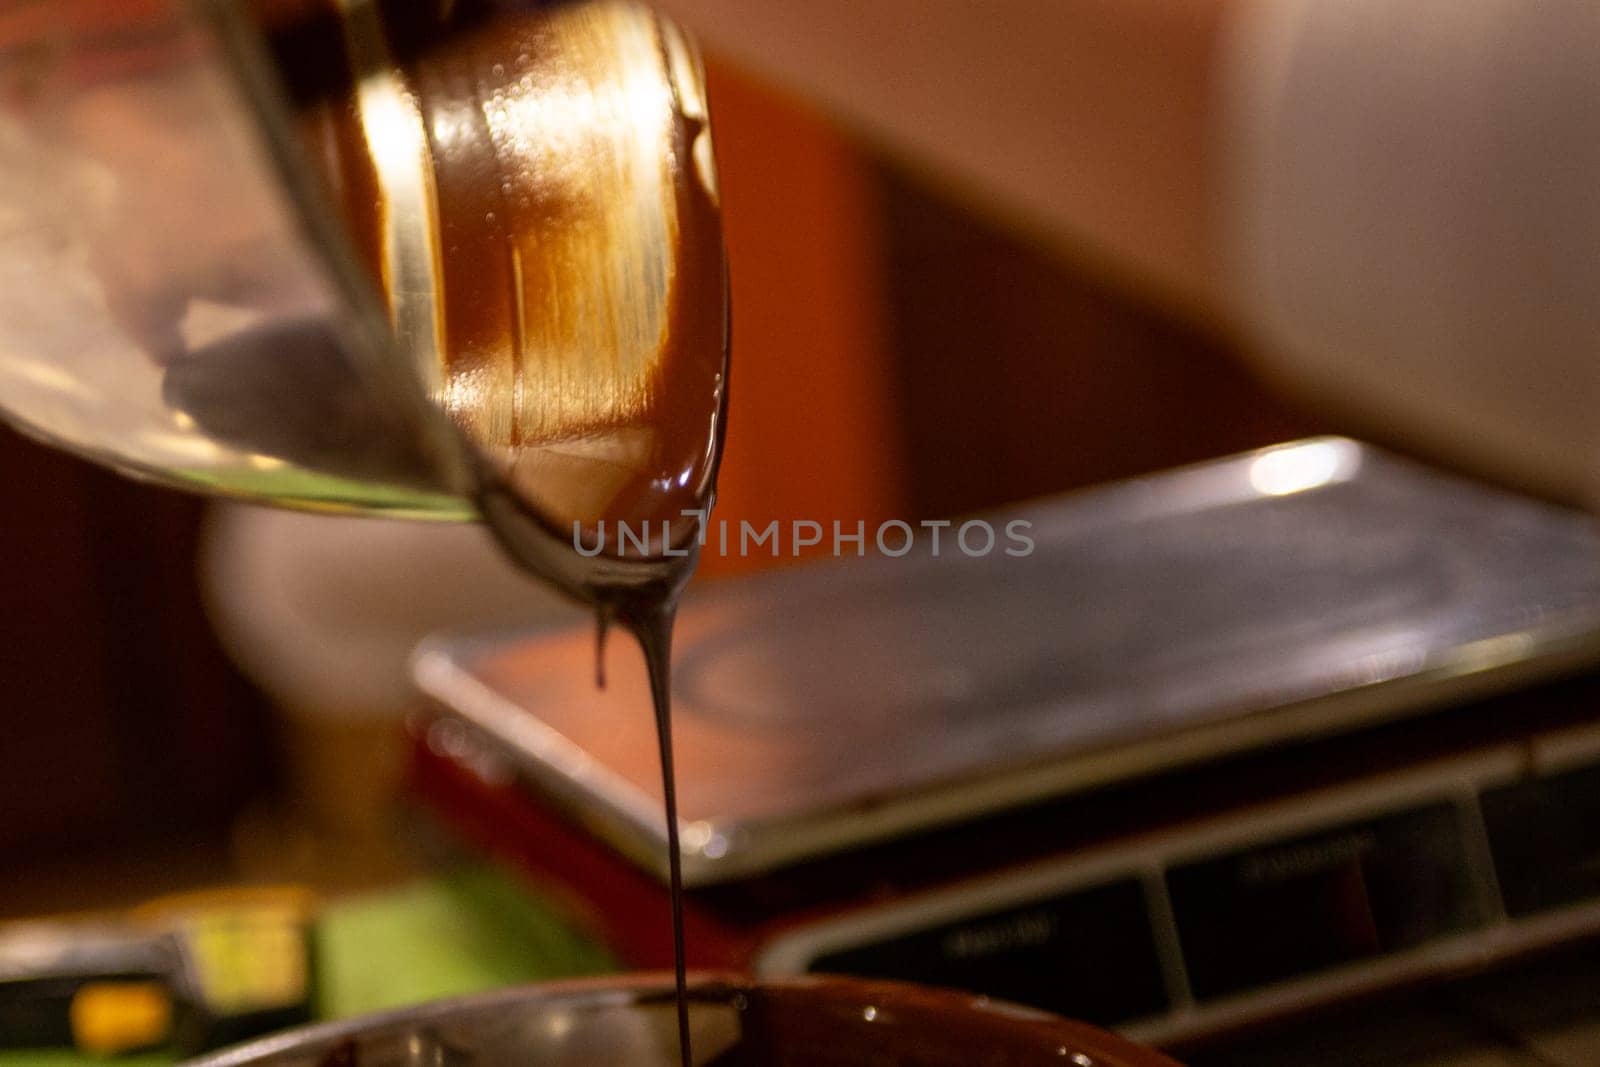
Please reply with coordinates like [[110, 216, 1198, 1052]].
[[179, 971, 1178, 1067]]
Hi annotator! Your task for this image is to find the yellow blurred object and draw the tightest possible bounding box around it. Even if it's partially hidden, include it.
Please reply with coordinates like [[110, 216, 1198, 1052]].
[[137, 886, 317, 1016], [184, 908, 308, 1016], [69, 980, 173, 1055]]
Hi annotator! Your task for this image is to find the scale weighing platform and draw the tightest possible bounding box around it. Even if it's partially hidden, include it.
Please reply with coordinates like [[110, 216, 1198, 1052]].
[[407, 438, 1600, 1049]]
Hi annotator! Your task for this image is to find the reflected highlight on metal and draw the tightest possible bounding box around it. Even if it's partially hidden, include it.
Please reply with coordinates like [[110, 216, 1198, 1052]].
[[1247, 438, 1360, 496], [334, 0, 446, 399]]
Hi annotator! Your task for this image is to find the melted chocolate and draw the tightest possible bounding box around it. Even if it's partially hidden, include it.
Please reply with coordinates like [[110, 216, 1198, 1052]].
[[265, 4, 728, 1064]]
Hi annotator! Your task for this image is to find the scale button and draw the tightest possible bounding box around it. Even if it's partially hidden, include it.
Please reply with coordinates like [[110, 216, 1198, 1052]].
[[1482, 762, 1600, 918], [810, 878, 1168, 1026], [1166, 803, 1482, 1001]]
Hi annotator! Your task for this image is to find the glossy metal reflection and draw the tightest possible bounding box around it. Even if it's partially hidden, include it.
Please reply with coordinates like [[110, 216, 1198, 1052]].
[[311, 0, 728, 541]]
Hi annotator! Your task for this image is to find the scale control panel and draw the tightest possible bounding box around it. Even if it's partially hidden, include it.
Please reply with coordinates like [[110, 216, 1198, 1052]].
[[754, 728, 1600, 1045]]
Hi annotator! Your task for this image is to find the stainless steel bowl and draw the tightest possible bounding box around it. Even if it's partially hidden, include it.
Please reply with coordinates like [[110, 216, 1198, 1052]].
[[182, 974, 1177, 1066]]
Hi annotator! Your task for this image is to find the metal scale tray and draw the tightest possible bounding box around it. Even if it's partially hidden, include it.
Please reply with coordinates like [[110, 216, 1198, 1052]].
[[413, 438, 1600, 886]]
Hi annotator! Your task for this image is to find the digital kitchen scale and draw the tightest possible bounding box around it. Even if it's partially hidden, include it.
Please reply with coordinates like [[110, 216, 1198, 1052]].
[[408, 438, 1600, 1047]]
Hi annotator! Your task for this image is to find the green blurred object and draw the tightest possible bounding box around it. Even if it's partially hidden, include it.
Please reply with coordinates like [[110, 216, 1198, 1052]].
[[0, 1054, 173, 1067], [316, 866, 616, 1018], [0, 865, 615, 1067]]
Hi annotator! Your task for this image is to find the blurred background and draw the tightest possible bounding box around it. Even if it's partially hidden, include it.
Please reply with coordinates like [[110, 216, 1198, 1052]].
[[15, 6, 1600, 1062], [21, 20, 1600, 1063]]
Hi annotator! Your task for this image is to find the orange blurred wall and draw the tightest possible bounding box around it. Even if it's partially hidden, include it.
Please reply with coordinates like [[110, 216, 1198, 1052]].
[[695, 61, 908, 578]]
